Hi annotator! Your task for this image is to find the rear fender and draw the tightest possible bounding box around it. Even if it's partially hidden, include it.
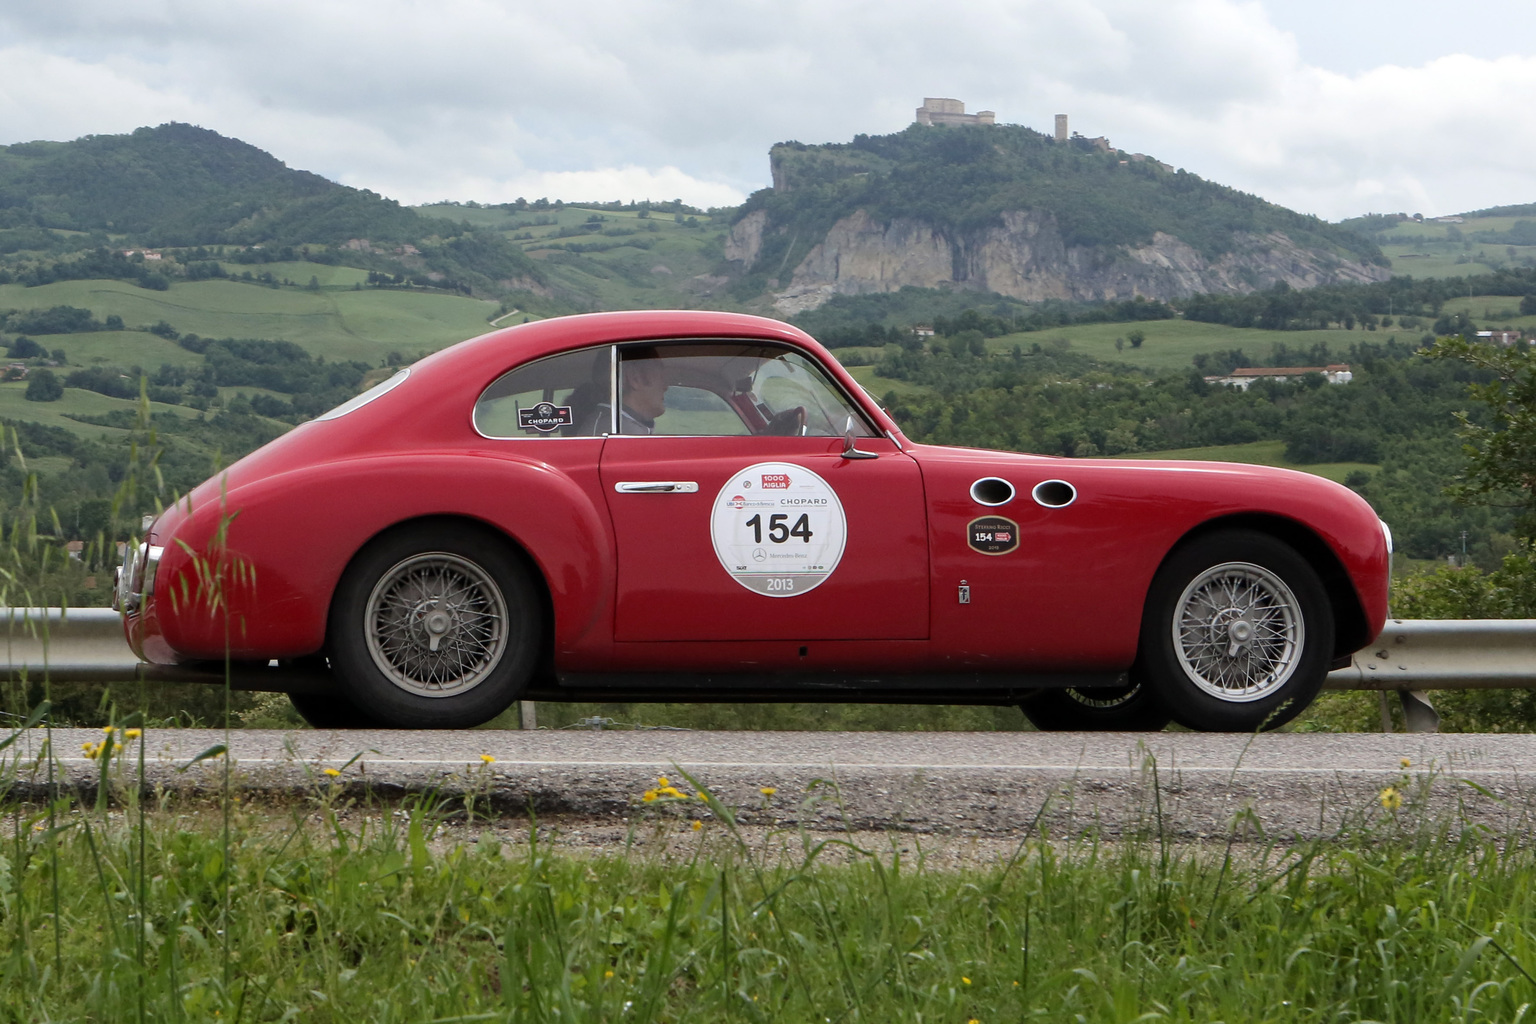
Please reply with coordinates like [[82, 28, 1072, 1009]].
[[152, 453, 613, 662]]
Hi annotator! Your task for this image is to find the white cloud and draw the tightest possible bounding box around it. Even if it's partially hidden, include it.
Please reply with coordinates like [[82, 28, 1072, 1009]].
[[0, 0, 1533, 218]]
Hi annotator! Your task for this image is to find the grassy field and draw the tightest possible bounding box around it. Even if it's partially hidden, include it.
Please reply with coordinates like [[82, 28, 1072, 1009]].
[[983, 319, 1363, 371], [415, 202, 741, 314], [0, 279, 500, 362], [0, 382, 185, 439], [218, 260, 372, 288], [43, 329, 204, 369], [845, 363, 931, 399], [5, 746, 1536, 1021], [1440, 294, 1536, 332], [1371, 212, 1536, 278]]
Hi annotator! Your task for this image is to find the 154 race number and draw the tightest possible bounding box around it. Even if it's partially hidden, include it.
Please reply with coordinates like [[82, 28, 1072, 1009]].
[[709, 462, 847, 597]]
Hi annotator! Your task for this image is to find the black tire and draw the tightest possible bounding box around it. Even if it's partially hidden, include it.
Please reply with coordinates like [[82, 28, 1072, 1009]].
[[1138, 529, 1333, 732], [327, 522, 544, 729], [289, 691, 377, 729], [1021, 681, 1172, 731]]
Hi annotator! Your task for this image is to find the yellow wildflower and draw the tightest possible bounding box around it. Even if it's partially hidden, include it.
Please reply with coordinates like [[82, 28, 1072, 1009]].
[[642, 790, 658, 803], [962, 976, 971, 985], [1401, 757, 1412, 769], [123, 728, 141, 740], [760, 786, 777, 797], [1380, 786, 1403, 811], [323, 768, 341, 778], [691, 819, 703, 831], [481, 754, 496, 764], [604, 970, 614, 979], [657, 775, 670, 787], [102, 725, 116, 735]]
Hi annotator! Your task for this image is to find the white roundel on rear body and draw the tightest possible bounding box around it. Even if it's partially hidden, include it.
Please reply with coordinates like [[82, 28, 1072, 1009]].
[[709, 462, 847, 597]]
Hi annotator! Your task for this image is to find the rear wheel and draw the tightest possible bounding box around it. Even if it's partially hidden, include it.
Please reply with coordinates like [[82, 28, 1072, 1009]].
[[328, 523, 543, 729], [1139, 530, 1332, 732], [1021, 681, 1172, 731]]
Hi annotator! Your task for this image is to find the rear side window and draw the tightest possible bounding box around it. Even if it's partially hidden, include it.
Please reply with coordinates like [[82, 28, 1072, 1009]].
[[473, 347, 611, 438]]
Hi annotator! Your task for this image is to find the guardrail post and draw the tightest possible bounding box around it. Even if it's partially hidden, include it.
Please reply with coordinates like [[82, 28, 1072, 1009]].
[[520, 700, 537, 730], [1399, 690, 1440, 733]]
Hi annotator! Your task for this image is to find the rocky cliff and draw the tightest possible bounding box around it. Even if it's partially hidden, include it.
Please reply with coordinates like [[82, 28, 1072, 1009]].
[[728, 207, 1391, 316]]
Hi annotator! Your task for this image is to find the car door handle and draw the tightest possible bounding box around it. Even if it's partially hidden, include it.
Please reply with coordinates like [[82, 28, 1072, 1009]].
[[614, 481, 700, 493]]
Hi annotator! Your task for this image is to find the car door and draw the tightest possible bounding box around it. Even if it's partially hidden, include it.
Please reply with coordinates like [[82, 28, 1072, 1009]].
[[598, 341, 930, 643]]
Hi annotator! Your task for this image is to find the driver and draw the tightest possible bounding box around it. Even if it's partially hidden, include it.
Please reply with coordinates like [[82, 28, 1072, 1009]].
[[583, 350, 669, 435]]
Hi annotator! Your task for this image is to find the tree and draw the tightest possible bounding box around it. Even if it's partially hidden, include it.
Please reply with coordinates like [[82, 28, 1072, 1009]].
[[1430, 336, 1536, 541], [9, 335, 42, 359], [1127, 329, 1145, 349], [24, 369, 63, 402]]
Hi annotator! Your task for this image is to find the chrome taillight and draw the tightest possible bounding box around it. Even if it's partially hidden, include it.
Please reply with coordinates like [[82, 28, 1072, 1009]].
[[113, 541, 163, 613]]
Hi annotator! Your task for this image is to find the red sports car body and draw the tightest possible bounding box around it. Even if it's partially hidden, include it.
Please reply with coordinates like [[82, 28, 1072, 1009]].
[[117, 311, 1391, 731]]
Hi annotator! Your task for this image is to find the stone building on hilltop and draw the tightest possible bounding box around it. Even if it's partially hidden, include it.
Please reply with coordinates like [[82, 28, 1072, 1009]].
[[915, 98, 995, 127]]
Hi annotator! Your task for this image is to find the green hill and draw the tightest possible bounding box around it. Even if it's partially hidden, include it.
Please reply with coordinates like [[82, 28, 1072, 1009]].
[[727, 124, 1389, 312], [0, 124, 545, 294], [1339, 208, 1536, 279]]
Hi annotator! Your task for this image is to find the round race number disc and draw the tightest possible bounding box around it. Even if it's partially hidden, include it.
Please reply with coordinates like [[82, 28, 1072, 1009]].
[[710, 462, 847, 598]]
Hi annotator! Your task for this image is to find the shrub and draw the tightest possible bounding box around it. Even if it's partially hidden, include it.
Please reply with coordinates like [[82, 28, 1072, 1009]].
[[24, 368, 63, 402]]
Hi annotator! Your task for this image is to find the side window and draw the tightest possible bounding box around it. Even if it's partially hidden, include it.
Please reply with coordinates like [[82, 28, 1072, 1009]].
[[654, 386, 751, 436], [615, 342, 875, 437], [473, 347, 611, 438]]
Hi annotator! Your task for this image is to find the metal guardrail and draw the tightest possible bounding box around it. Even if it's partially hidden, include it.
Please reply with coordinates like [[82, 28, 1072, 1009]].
[[3, 609, 1532, 733], [0, 607, 332, 693]]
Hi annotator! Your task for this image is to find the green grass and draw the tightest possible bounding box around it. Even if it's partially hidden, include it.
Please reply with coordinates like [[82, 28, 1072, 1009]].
[[986, 320, 1361, 371], [845, 364, 931, 400], [0, 279, 500, 362], [0, 382, 185, 439], [1367, 214, 1536, 278], [219, 261, 372, 288], [1439, 294, 1536, 332], [44, 330, 203, 369], [1380, 246, 1527, 279], [1108, 438, 1377, 484], [6, 746, 1536, 1022]]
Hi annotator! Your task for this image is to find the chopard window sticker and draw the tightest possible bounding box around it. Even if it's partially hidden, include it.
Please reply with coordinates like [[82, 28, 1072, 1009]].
[[968, 516, 1020, 555], [518, 402, 574, 432], [710, 462, 847, 598]]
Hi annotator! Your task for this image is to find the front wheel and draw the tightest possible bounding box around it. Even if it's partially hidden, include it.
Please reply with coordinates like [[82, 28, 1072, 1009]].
[[328, 523, 543, 729], [1021, 681, 1172, 731], [1138, 530, 1333, 732]]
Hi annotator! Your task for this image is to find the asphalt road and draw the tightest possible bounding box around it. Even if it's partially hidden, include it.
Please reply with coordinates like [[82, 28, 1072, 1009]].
[[12, 728, 1536, 842]]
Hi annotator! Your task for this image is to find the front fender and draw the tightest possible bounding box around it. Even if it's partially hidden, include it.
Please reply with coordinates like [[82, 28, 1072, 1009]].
[[150, 451, 613, 662]]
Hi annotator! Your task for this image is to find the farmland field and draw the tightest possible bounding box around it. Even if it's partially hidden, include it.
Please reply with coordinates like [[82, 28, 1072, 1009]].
[[983, 319, 1364, 370], [0, 382, 186, 439], [0, 279, 500, 361]]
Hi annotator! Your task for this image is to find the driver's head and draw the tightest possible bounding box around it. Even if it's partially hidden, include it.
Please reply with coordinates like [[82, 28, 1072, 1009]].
[[622, 351, 668, 422]]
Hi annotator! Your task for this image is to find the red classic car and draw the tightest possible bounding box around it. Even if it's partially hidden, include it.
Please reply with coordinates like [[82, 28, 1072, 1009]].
[[116, 310, 1391, 732]]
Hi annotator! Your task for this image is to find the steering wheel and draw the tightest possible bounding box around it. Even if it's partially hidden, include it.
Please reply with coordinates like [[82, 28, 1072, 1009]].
[[763, 406, 807, 436]]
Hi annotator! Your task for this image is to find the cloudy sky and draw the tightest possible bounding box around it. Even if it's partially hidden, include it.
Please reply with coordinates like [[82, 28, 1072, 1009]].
[[1, 0, 1532, 221]]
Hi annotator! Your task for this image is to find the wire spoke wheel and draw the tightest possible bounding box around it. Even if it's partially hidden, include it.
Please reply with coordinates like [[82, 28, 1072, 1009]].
[[1172, 560, 1302, 704], [363, 552, 509, 698]]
